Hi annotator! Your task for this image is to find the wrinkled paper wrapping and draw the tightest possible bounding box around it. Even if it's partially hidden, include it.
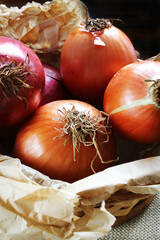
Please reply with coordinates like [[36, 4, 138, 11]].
[[0, 154, 160, 240], [0, 0, 87, 67]]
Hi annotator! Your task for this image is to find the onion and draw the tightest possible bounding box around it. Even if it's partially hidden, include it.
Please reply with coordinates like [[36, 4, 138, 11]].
[[60, 18, 137, 108], [0, 36, 45, 140], [103, 60, 160, 143], [14, 99, 117, 182], [40, 62, 72, 106]]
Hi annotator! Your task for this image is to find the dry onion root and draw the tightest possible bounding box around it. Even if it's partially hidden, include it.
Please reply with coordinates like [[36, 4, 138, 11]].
[[145, 79, 160, 108], [53, 105, 117, 173], [0, 54, 32, 103]]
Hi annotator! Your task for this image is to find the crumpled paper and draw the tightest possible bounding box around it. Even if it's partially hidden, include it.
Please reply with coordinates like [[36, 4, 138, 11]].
[[0, 0, 87, 53], [0, 154, 160, 240], [0, 0, 87, 67]]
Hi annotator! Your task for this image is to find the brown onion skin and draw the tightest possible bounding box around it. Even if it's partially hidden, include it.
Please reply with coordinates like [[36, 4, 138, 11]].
[[14, 100, 117, 183], [60, 22, 137, 108], [103, 60, 160, 144]]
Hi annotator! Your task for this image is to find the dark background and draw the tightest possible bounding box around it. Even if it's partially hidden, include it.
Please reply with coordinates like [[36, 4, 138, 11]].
[[82, 0, 160, 60], [1, 0, 160, 60]]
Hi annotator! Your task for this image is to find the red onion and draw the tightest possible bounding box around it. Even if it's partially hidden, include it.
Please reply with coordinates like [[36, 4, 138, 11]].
[[40, 62, 72, 106]]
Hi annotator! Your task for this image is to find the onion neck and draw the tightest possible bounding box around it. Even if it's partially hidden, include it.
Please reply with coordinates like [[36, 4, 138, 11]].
[[147, 79, 160, 109], [85, 18, 112, 32], [0, 54, 34, 105], [0, 54, 36, 108], [53, 105, 113, 172]]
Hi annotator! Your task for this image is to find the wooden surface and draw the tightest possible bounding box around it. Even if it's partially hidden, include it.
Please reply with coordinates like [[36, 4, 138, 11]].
[[114, 195, 154, 226]]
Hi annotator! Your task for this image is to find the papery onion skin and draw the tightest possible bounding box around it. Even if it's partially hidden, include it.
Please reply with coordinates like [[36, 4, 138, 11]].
[[103, 60, 160, 144], [60, 19, 137, 108], [39, 62, 72, 106], [14, 100, 116, 183], [0, 36, 45, 130]]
